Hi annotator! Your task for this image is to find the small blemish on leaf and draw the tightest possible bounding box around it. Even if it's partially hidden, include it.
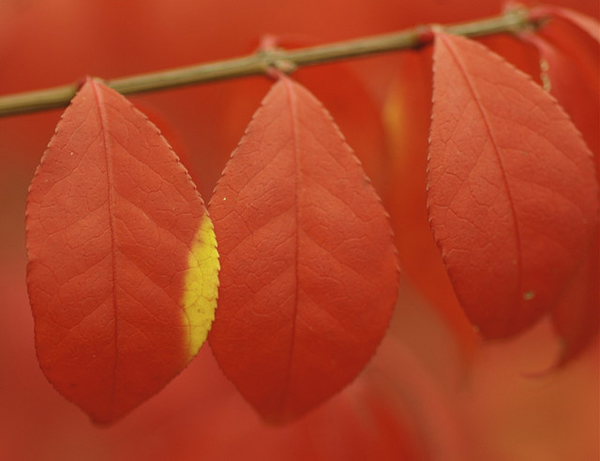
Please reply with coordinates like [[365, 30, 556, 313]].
[[540, 59, 551, 92]]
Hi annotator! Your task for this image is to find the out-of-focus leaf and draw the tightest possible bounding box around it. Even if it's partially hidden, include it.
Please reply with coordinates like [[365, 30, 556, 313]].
[[533, 5, 600, 44]]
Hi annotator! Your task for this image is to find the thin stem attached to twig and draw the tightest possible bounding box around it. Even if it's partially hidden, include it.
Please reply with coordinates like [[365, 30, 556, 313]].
[[0, 7, 545, 117]]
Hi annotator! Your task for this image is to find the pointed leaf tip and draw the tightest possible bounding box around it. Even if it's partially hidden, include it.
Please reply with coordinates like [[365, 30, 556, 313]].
[[208, 76, 399, 423], [26, 78, 219, 423], [427, 32, 598, 339]]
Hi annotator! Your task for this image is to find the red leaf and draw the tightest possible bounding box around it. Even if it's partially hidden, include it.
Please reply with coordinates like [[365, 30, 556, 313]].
[[551, 241, 599, 367], [524, 24, 599, 158], [25, 78, 219, 424], [427, 32, 599, 339], [533, 5, 600, 45], [213, 51, 389, 197], [208, 75, 399, 423], [382, 49, 479, 359], [520, 32, 599, 364]]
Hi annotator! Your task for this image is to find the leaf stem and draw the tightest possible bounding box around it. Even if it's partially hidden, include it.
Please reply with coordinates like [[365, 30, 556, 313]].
[[0, 7, 545, 117]]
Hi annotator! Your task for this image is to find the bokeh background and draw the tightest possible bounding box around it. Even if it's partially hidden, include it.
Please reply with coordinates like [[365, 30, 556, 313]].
[[0, 1, 598, 459]]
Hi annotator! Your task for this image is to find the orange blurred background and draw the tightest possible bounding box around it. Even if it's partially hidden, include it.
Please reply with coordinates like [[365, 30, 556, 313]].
[[0, 0, 597, 459]]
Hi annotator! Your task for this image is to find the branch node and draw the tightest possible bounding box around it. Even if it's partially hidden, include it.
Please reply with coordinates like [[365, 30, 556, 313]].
[[415, 25, 436, 46], [257, 34, 297, 77], [258, 49, 298, 78]]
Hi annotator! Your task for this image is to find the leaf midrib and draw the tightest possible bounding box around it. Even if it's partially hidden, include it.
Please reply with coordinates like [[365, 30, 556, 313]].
[[91, 81, 120, 414], [439, 34, 525, 316]]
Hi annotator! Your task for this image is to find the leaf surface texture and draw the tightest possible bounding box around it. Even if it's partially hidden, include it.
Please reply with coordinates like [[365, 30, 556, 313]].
[[427, 32, 598, 338], [209, 76, 399, 423], [26, 78, 219, 424]]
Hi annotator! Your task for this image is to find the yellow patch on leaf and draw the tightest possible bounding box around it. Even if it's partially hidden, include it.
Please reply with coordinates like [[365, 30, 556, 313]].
[[182, 214, 220, 359]]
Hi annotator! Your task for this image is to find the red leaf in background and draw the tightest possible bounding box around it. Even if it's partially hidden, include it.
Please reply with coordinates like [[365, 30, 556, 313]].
[[25, 78, 219, 424], [551, 245, 599, 367], [520, 30, 599, 365], [427, 32, 598, 339], [209, 75, 399, 423], [525, 16, 599, 157], [532, 5, 600, 45]]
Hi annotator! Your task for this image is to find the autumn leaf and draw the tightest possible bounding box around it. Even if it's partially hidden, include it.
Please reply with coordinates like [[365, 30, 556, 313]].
[[25, 78, 219, 424], [208, 75, 399, 424], [520, 30, 599, 365], [213, 51, 389, 197], [550, 246, 599, 367], [382, 49, 480, 360], [427, 31, 599, 339], [525, 19, 599, 157], [532, 5, 600, 45]]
